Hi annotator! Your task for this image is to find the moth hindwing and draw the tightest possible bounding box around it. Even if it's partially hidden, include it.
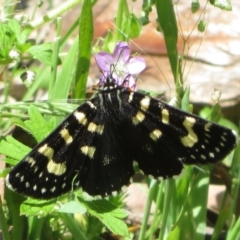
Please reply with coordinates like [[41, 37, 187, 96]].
[[6, 84, 237, 199]]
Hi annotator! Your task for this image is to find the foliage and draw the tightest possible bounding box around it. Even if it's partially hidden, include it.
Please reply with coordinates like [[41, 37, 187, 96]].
[[0, 0, 239, 239]]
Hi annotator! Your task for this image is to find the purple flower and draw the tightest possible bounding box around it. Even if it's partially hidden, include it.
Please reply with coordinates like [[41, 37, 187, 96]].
[[95, 42, 146, 89]]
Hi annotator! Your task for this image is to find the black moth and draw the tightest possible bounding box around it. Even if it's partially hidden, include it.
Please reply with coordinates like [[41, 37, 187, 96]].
[[6, 74, 237, 199]]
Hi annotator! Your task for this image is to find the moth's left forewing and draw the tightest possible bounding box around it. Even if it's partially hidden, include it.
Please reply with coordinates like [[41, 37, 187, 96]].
[[6, 100, 100, 199]]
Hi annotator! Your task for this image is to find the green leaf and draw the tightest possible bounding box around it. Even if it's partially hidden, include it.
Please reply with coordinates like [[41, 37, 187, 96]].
[[0, 23, 14, 63], [59, 213, 88, 240], [27, 43, 54, 66], [20, 27, 32, 44], [20, 199, 55, 216], [24, 105, 56, 142], [58, 201, 87, 214], [50, 38, 78, 99], [73, 0, 93, 99], [7, 19, 22, 43], [0, 136, 31, 162], [11, 118, 31, 133], [0, 168, 10, 178], [16, 42, 33, 53], [123, 13, 142, 39], [4, 157, 20, 166], [79, 198, 129, 237], [181, 87, 191, 112], [156, 0, 178, 81], [167, 223, 181, 240]]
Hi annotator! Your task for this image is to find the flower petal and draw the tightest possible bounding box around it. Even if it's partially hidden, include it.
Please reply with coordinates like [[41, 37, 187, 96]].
[[113, 42, 130, 63], [127, 57, 146, 74], [95, 52, 113, 71]]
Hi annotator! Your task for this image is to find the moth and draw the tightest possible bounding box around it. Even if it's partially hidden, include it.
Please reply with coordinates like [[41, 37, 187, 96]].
[[6, 42, 237, 199]]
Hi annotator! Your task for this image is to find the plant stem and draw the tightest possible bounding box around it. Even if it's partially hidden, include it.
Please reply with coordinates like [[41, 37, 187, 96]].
[[27, 0, 82, 29]]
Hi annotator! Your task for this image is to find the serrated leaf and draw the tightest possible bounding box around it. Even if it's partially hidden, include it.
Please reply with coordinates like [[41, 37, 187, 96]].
[[20, 28, 32, 45], [12, 117, 31, 133], [0, 136, 31, 161], [27, 43, 54, 66], [58, 201, 87, 214], [4, 157, 20, 166], [20, 199, 55, 216], [7, 19, 21, 42], [79, 198, 128, 237], [25, 105, 56, 142], [0, 23, 14, 62], [101, 216, 128, 237]]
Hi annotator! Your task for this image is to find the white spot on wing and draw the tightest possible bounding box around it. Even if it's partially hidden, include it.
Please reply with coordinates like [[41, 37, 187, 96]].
[[209, 152, 215, 158], [87, 101, 96, 109], [204, 122, 212, 132], [47, 160, 67, 176], [20, 175, 24, 182], [60, 128, 73, 144], [132, 111, 145, 125], [41, 188, 47, 193], [38, 144, 54, 159], [150, 129, 162, 141], [81, 146, 96, 159], [205, 133, 211, 138], [161, 108, 169, 124], [74, 111, 87, 125], [221, 135, 227, 142], [128, 92, 134, 103], [26, 157, 36, 167], [181, 117, 198, 147], [50, 187, 56, 192], [87, 122, 104, 134], [103, 155, 113, 165], [140, 97, 150, 111]]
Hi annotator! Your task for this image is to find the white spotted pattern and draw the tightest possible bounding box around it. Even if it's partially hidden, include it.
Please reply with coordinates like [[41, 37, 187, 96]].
[[181, 117, 198, 147], [132, 111, 145, 125], [81, 146, 96, 159], [140, 97, 150, 111], [47, 160, 66, 176], [74, 111, 88, 125], [150, 129, 162, 141], [60, 128, 73, 144]]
